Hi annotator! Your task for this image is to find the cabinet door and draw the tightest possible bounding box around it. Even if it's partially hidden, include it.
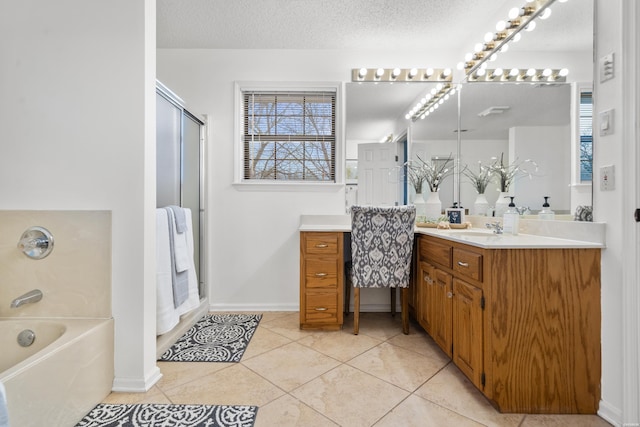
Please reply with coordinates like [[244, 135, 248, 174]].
[[417, 262, 435, 334], [432, 268, 453, 357], [453, 278, 484, 389]]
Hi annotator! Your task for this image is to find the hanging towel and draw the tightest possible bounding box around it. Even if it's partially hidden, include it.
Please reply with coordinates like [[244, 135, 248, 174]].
[[0, 381, 9, 427], [166, 206, 190, 273], [165, 207, 190, 308], [156, 209, 180, 335]]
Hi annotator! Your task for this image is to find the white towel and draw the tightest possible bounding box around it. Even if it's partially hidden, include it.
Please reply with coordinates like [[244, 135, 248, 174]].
[[165, 207, 189, 308], [167, 206, 190, 273], [0, 381, 9, 427], [156, 208, 200, 336]]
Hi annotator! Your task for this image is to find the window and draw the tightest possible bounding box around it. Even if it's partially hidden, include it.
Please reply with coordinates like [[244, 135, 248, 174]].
[[242, 89, 336, 182], [579, 90, 593, 182]]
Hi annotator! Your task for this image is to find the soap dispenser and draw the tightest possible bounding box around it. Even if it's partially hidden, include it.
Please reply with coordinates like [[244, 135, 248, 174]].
[[502, 196, 520, 235], [538, 196, 555, 220]]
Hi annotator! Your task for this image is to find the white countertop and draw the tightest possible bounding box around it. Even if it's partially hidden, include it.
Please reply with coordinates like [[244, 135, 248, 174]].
[[299, 214, 606, 249]]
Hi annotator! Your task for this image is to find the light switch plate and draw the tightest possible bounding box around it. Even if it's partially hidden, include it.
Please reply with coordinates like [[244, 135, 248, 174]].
[[599, 109, 614, 136], [600, 165, 615, 191], [600, 52, 615, 83]]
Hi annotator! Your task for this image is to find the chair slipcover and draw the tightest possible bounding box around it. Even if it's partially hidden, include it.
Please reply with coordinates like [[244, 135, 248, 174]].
[[350, 205, 416, 289]]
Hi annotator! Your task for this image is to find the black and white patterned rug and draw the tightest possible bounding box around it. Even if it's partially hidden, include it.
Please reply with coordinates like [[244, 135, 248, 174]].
[[76, 403, 258, 427], [159, 313, 262, 362]]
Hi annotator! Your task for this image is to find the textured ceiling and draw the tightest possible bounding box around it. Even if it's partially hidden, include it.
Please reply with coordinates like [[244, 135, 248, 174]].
[[156, 0, 592, 51]]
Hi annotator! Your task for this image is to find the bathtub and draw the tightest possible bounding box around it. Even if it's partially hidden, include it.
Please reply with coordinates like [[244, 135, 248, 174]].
[[0, 318, 113, 427]]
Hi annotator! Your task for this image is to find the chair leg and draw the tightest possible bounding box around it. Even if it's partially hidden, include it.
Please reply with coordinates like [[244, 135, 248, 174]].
[[390, 287, 396, 317], [354, 287, 360, 335], [402, 287, 409, 335], [344, 273, 351, 316]]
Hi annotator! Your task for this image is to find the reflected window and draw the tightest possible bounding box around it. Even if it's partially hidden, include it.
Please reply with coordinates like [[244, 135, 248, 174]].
[[579, 91, 593, 182], [242, 90, 336, 182]]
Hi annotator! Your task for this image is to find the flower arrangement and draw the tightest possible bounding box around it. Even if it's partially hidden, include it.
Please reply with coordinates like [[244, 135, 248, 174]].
[[462, 160, 493, 194], [407, 154, 454, 193], [487, 152, 538, 192]]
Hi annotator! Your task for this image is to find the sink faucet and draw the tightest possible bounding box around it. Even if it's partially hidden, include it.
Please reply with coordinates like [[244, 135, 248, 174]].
[[485, 221, 504, 234], [10, 289, 43, 308]]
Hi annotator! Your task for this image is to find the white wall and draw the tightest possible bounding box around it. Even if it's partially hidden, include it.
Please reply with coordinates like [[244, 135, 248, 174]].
[[0, 1, 159, 391]]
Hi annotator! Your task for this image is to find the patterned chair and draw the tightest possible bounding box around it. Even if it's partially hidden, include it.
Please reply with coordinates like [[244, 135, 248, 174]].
[[348, 205, 416, 335]]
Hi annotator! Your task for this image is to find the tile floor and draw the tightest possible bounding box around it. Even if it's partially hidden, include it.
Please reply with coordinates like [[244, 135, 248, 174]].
[[104, 312, 612, 427]]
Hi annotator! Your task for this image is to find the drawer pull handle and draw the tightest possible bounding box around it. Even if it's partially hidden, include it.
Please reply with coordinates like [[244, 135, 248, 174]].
[[315, 244, 329, 248], [315, 307, 328, 311], [447, 292, 453, 299], [315, 272, 328, 277], [457, 261, 469, 267]]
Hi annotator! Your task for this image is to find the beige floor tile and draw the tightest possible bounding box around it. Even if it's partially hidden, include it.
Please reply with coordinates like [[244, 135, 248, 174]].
[[241, 326, 292, 360], [292, 364, 410, 427], [297, 328, 382, 362], [521, 414, 613, 426], [375, 394, 485, 427], [156, 361, 233, 390], [162, 363, 284, 407], [348, 341, 448, 392], [386, 327, 451, 361], [260, 312, 312, 341], [102, 386, 170, 405], [254, 394, 338, 427], [414, 364, 524, 427], [242, 342, 341, 391], [344, 312, 405, 340], [258, 311, 294, 323]]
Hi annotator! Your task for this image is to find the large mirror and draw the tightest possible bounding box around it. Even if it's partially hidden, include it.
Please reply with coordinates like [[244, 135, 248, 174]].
[[345, 0, 593, 218]]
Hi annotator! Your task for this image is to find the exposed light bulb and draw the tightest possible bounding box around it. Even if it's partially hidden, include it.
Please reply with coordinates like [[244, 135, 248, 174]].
[[430, 88, 437, 95], [476, 68, 486, 77], [358, 68, 367, 78], [474, 43, 484, 53], [375, 68, 384, 78], [442, 68, 452, 77], [457, 61, 465, 70], [465, 52, 473, 62], [559, 68, 569, 76], [391, 68, 401, 78], [405, 113, 411, 120], [492, 68, 503, 78], [526, 68, 536, 77], [436, 83, 443, 91], [508, 8, 520, 20], [525, 21, 537, 31], [539, 8, 552, 20], [484, 32, 494, 43], [489, 53, 498, 61], [408, 68, 418, 78], [500, 43, 509, 53], [425, 68, 434, 77], [496, 21, 507, 31], [512, 33, 522, 43], [509, 68, 520, 77], [542, 68, 552, 77]]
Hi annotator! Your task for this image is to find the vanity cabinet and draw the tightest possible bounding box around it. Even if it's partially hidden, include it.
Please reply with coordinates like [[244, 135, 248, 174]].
[[416, 233, 601, 414], [299, 232, 344, 330]]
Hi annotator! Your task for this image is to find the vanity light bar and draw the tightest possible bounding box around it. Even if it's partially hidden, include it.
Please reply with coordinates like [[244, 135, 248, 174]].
[[351, 68, 453, 83], [406, 83, 459, 122], [468, 68, 568, 82], [462, 0, 558, 78]]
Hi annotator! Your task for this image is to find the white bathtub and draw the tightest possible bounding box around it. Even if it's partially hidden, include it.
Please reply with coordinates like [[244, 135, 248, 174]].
[[0, 318, 114, 427]]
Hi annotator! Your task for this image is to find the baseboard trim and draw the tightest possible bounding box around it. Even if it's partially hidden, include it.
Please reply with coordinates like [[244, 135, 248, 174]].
[[598, 399, 622, 427], [208, 302, 299, 312], [112, 365, 162, 393]]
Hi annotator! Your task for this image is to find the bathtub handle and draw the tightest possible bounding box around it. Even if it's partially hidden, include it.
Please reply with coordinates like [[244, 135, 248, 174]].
[[18, 226, 54, 259]]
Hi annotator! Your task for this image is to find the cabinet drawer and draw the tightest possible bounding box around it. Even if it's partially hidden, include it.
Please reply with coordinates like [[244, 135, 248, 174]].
[[305, 233, 340, 255], [305, 292, 338, 323], [453, 248, 482, 282], [421, 238, 452, 268], [305, 257, 340, 288]]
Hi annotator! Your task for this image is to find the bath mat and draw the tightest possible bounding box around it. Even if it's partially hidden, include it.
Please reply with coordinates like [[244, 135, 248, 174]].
[[159, 313, 262, 362], [76, 403, 258, 427]]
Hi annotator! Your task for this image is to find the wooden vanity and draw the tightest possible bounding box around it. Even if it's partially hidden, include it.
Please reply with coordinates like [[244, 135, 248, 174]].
[[414, 233, 601, 414], [298, 215, 604, 414]]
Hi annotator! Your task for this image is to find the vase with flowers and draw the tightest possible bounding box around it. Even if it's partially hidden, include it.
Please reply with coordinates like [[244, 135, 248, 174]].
[[407, 154, 453, 221], [487, 152, 538, 217], [462, 160, 493, 215]]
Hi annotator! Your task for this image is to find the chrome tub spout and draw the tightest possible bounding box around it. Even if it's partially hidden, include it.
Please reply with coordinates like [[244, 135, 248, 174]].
[[10, 289, 43, 308]]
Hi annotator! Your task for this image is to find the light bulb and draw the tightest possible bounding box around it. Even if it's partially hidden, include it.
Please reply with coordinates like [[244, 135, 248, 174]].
[[508, 8, 520, 19], [405, 113, 411, 120], [358, 68, 367, 78], [392, 68, 401, 78], [430, 88, 437, 95], [484, 32, 494, 43], [542, 68, 552, 77], [474, 43, 484, 53], [490, 53, 498, 61], [539, 8, 552, 20], [496, 21, 507, 31], [436, 83, 443, 91], [375, 68, 384, 78], [465, 52, 473, 62], [525, 21, 536, 32], [409, 68, 418, 78], [476, 68, 486, 77], [425, 68, 434, 77], [512, 33, 522, 43], [500, 43, 509, 53], [438, 99, 444, 105], [444, 94, 450, 101], [559, 68, 569, 76], [526, 68, 536, 77], [509, 68, 520, 77], [457, 61, 465, 70], [442, 68, 452, 77], [492, 68, 503, 78]]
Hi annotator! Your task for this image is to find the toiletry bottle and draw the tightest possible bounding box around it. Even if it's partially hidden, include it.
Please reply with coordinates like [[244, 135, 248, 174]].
[[502, 196, 520, 235], [538, 196, 555, 220]]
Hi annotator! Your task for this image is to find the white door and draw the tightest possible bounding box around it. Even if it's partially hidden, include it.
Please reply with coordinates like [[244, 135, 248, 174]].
[[357, 143, 402, 206]]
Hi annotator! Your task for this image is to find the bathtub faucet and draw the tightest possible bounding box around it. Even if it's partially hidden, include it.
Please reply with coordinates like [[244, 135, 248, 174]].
[[10, 289, 43, 308]]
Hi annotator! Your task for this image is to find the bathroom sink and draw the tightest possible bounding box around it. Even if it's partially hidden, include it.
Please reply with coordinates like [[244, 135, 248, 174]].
[[443, 230, 498, 237]]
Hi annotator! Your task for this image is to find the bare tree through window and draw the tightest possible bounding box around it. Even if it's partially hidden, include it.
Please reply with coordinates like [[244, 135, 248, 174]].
[[243, 91, 336, 182]]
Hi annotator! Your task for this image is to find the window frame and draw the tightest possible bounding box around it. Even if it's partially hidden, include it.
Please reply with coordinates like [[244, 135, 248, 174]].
[[234, 81, 344, 191]]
